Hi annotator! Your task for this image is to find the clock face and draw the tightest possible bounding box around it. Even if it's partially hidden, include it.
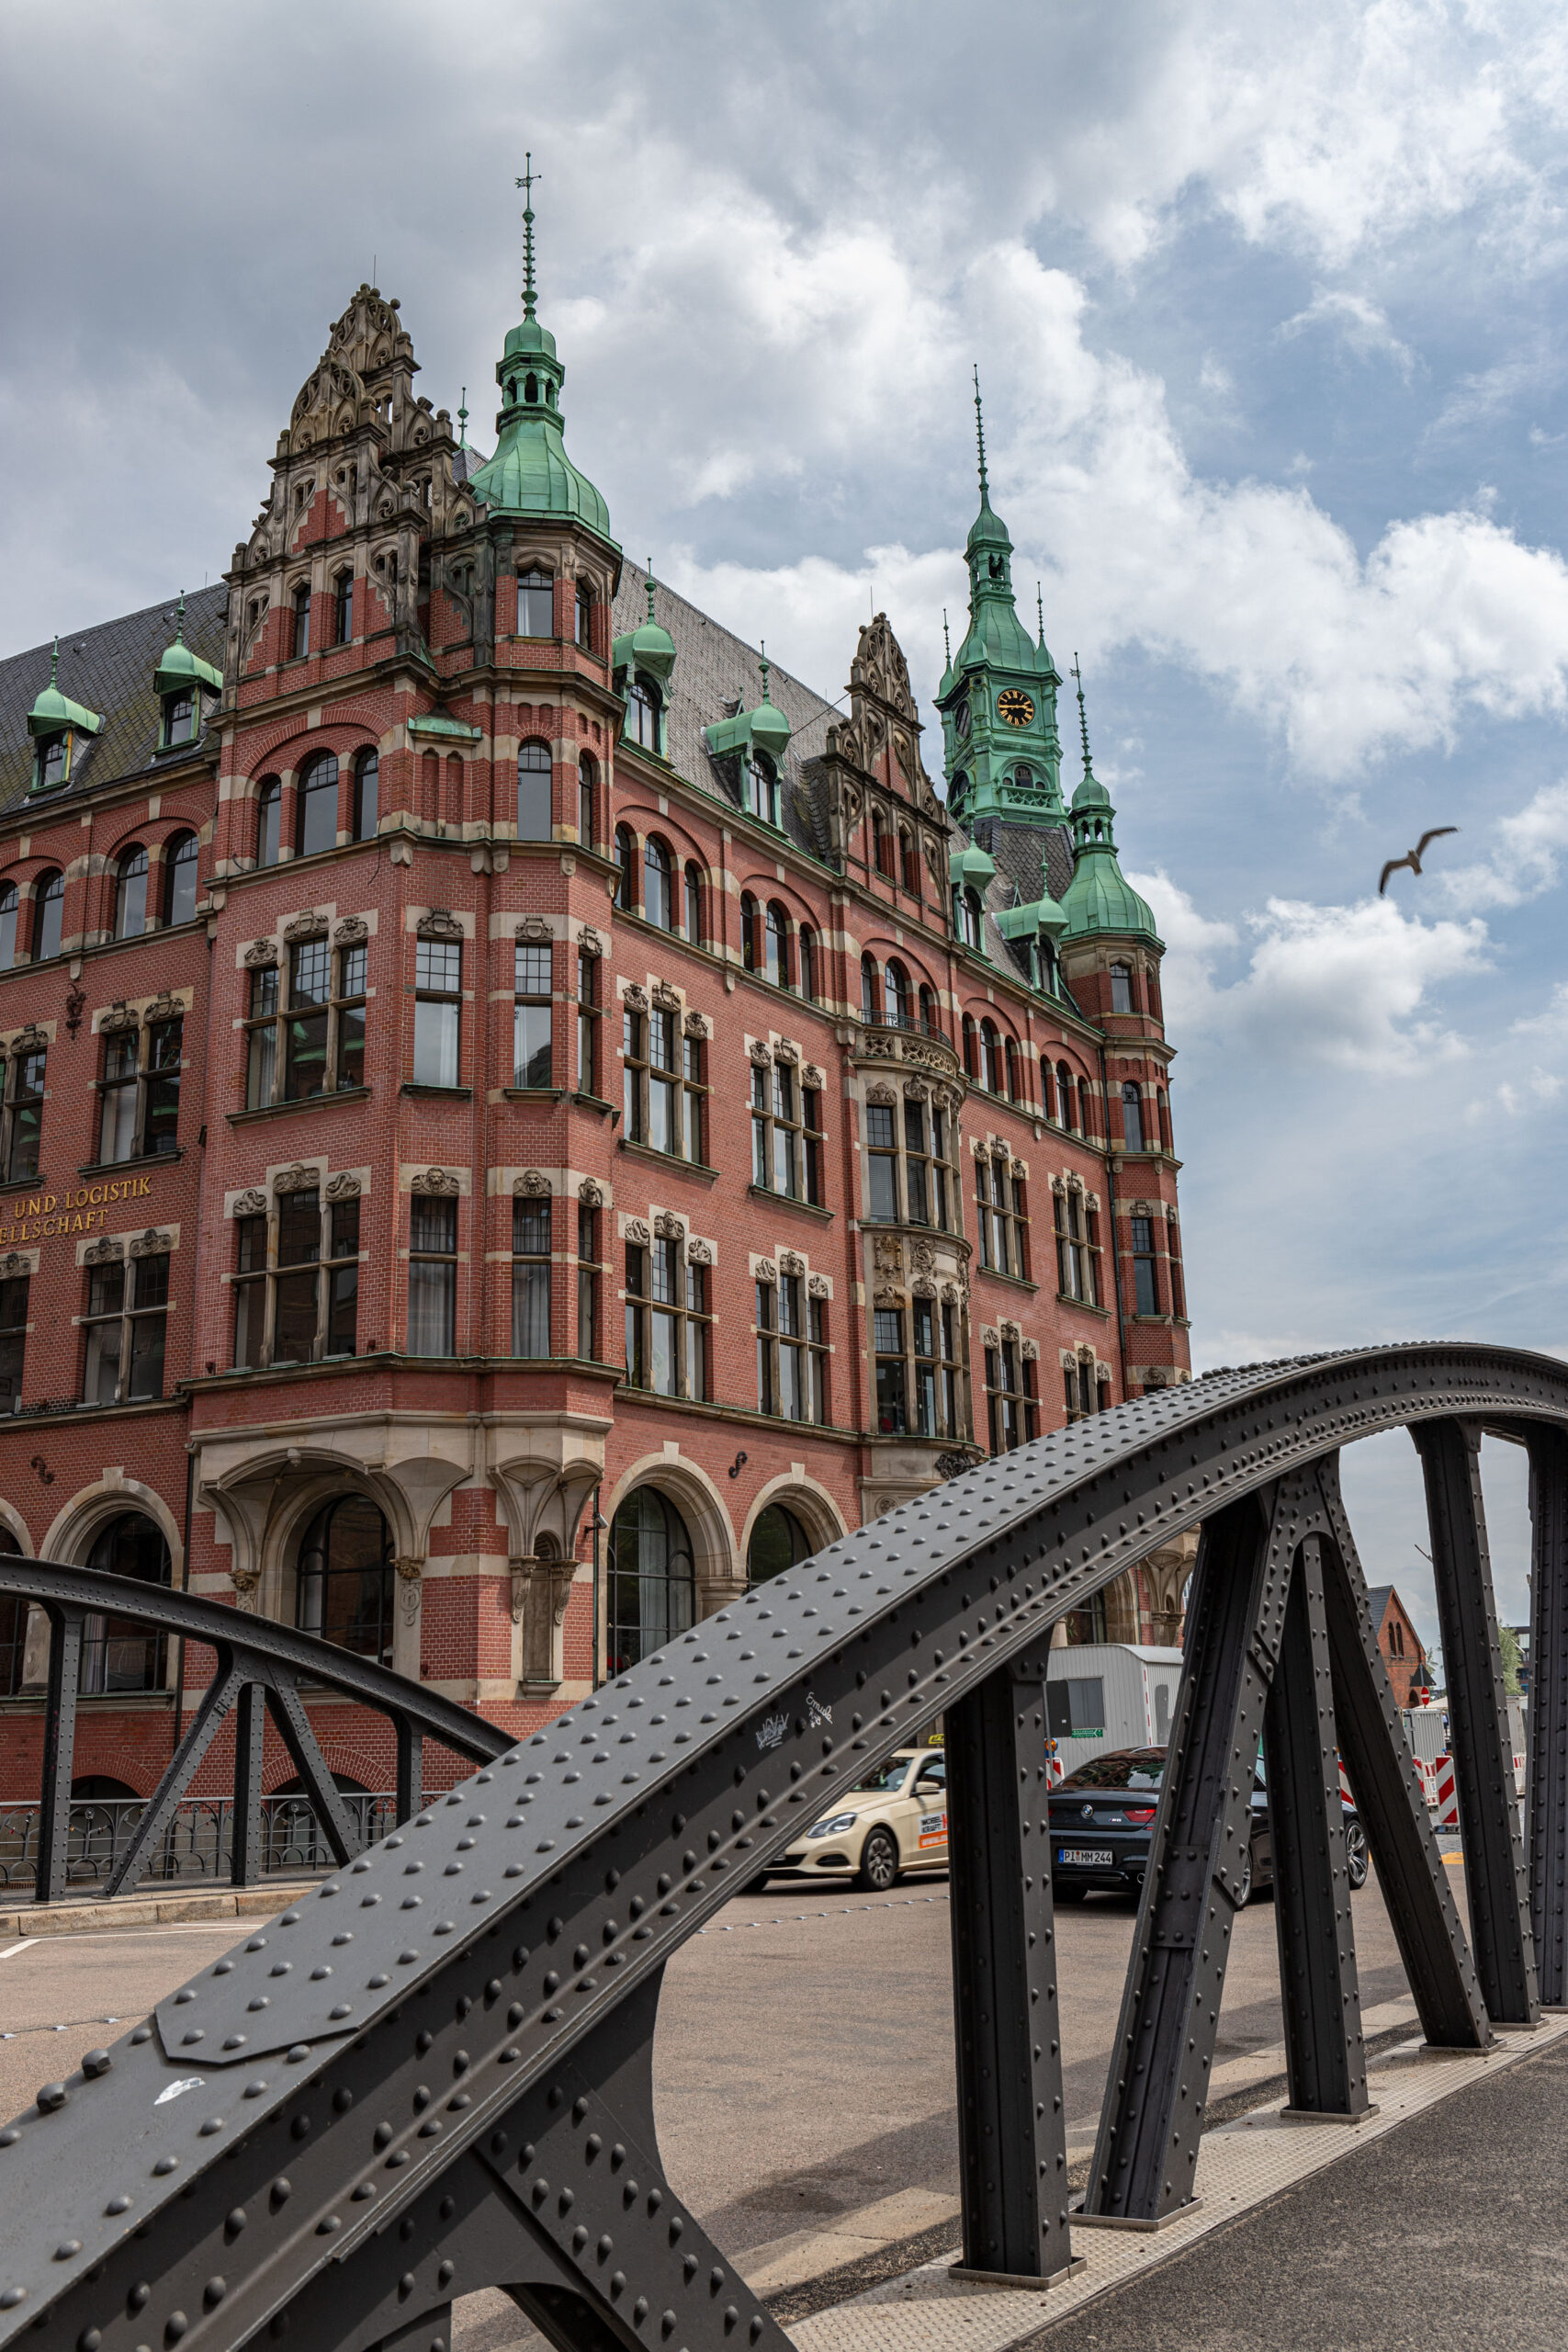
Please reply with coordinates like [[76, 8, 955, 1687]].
[[998, 687, 1035, 728], [953, 696, 972, 741]]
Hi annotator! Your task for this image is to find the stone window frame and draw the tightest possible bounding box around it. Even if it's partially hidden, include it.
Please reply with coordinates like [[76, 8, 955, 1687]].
[[0, 1024, 49, 1184], [748, 1038, 824, 1206], [862, 1077, 961, 1233], [1059, 1341, 1112, 1421], [623, 1211, 711, 1402], [79, 1227, 175, 1408], [974, 1142, 1030, 1282], [229, 1168, 364, 1371], [95, 995, 184, 1168], [1051, 1173, 1101, 1307], [980, 1320, 1038, 1454], [751, 1250, 829, 1425], [620, 984, 708, 1165], [243, 917, 368, 1110]]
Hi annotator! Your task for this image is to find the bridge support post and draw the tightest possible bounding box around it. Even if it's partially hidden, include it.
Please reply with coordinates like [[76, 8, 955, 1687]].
[[944, 1648, 1074, 2281], [230, 1679, 267, 1886], [1412, 1419, 1539, 2026], [1525, 1429, 1568, 2005], [34, 1605, 84, 1905], [1264, 1532, 1371, 2117], [1315, 1456, 1490, 2049]]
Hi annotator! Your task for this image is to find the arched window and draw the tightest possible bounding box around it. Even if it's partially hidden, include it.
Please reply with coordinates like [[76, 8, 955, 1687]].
[[1078, 1076, 1093, 1137], [1157, 1086, 1171, 1151], [1057, 1062, 1075, 1130], [900, 831, 920, 893], [163, 831, 199, 927], [163, 687, 197, 749], [1148, 967, 1164, 1023], [955, 888, 983, 950], [517, 740, 552, 840], [981, 1020, 1002, 1094], [289, 581, 311, 661], [577, 754, 596, 849], [1122, 1081, 1145, 1152], [255, 777, 281, 868], [748, 1501, 813, 1586], [1005, 1035, 1021, 1102], [748, 753, 778, 827], [1041, 1062, 1056, 1124], [963, 1014, 978, 1079], [871, 808, 891, 876], [353, 750, 378, 841], [115, 845, 149, 939], [0, 885, 16, 971], [645, 837, 674, 932], [32, 870, 62, 962], [295, 1495, 395, 1665], [297, 751, 339, 858], [1011, 764, 1034, 792], [81, 1512, 171, 1695], [517, 568, 554, 638], [860, 952, 881, 1023], [919, 982, 938, 1036], [765, 901, 791, 989], [886, 958, 911, 1027], [607, 1487, 695, 1675], [626, 675, 660, 752], [575, 582, 592, 649], [333, 571, 354, 647], [799, 926, 818, 1003], [1110, 962, 1134, 1015], [740, 893, 760, 974], [683, 861, 703, 945], [614, 826, 637, 910]]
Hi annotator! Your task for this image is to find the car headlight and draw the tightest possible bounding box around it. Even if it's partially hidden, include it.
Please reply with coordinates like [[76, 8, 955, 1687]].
[[808, 1813, 859, 1838]]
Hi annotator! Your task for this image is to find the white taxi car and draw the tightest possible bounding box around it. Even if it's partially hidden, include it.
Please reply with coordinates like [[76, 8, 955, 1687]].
[[761, 1747, 948, 1890]]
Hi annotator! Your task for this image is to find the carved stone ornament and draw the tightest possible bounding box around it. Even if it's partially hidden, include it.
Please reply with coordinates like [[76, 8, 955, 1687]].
[[654, 1211, 685, 1240], [802, 1063, 825, 1090], [1010, 1158, 1027, 1179], [873, 1234, 903, 1274], [651, 980, 682, 1012], [912, 1276, 936, 1299], [875, 1496, 899, 1519], [510, 1553, 576, 1634], [417, 909, 463, 941], [515, 914, 553, 944], [514, 1170, 551, 1197], [411, 1168, 459, 1195], [807, 1272, 829, 1299], [0, 1251, 26, 1279], [625, 1218, 651, 1247], [324, 1172, 361, 1202], [683, 1011, 711, 1041], [940, 1281, 960, 1304], [1087, 1193, 1101, 1213], [10, 1023, 48, 1056], [865, 1081, 897, 1106], [577, 925, 604, 959], [578, 1178, 604, 1207], [129, 1228, 173, 1258], [908, 1238, 937, 1274], [748, 1039, 773, 1067], [99, 1001, 140, 1035], [230, 1565, 262, 1611], [755, 1259, 777, 1285], [902, 1077, 930, 1101], [273, 1162, 320, 1194], [773, 1037, 800, 1064], [231, 1189, 267, 1217], [283, 910, 327, 944], [1021, 1339, 1040, 1362], [686, 1237, 713, 1266], [85, 1236, 122, 1265], [874, 1284, 905, 1308], [981, 1325, 999, 1349], [999, 1318, 1021, 1342], [243, 938, 277, 968], [334, 915, 368, 947], [934, 1450, 970, 1480], [861, 1032, 895, 1057], [778, 1250, 806, 1277], [395, 1555, 423, 1628], [623, 982, 649, 1012]]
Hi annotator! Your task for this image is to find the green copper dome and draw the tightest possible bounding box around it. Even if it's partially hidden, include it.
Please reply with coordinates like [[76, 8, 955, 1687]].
[[27, 639, 102, 741], [613, 566, 677, 686], [468, 167, 615, 543], [1061, 762, 1158, 943], [154, 597, 222, 698]]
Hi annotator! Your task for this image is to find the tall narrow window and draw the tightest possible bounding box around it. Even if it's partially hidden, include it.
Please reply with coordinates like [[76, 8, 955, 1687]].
[[163, 831, 198, 926], [615, 826, 637, 910], [683, 862, 703, 944], [900, 831, 920, 893], [162, 688, 196, 748], [32, 871, 62, 961], [513, 943, 553, 1089], [1005, 1036, 1022, 1103], [232, 1190, 357, 1367], [1041, 1064, 1056, 1125], [874, 1307, 907, 1434], [625, 676, 660, 752], [0, 885, 16, 970], [1057, 1062, 1076, 1131], [413, 937, 462, 1087], [333, 570, 354, 647], [576, 949, 598, 1095], [256, 777, 281, 867], [1055, 1189, 1095, 1304], [0, 1270, 28, 1414], [625, 1237, 708, 1398], [575, 582, 592, 648], [2, 1046, 45, 1182], [512, 1194, 552, 1354], [799, 926, 818, 1002], [740, 893, 760, 973], [963, 1016, 977, 1080], [765, 900, 791, 988], [606, 1489, 695, 1676], [577, 1198, 601, 1360], [578, 755, 596, 849], [353, 751, 378, 840], [860, 952, 881, 1023], [981, 1020, 1003, 1094], [624, 1007, 705, 1162], [1122, 1080, 1145, 1152], [1110, 962, 1134, 1014], [99, 1019, 179, 1163], [295, 1498, 392, 1664], [82, 1247, 169, 1405], [750, 1060, 822, 1203], [115, 846, 149, 939], [517, 568, 554, 637], [297, 752, 338, 857], [290, 582, 311, 660], [919, 982, 938, 1036], [976, 1154, 1026, 1276], [517, 740, 552, 840], [645, 838, 674, 931], [408, 1196, 457, 1352], [985, 1340, 1036, 1454], [865, 1100, 898, 1220], [1130, 1215, 1160, 1316], [1168, 1220, 1185, 1318], [756, 1272, 828, 1422], [886, 959, 911, 1027], [1078, 1077, 1094, 1138], [955, 887, 983, 950], [902, 1097, 944, 1228], [747, 753, 778, 826]]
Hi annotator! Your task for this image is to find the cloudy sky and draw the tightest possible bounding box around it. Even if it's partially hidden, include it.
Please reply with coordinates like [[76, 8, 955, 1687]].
[[5, 0, 1564, 1648]]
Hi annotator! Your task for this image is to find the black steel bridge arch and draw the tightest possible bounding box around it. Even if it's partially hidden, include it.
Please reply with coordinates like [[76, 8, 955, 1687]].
[[1, 1342, 1564, 2352]]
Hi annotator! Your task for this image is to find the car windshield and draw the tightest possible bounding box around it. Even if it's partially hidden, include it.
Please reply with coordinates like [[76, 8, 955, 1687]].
[[1057, 1750, 1166, 1792], [852, 1759, 912, 1793]]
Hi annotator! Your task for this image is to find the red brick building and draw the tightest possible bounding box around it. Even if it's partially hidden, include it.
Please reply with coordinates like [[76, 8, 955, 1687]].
[[1367, 1586, 1432, 1708], [0, 252, 1191, 1805]]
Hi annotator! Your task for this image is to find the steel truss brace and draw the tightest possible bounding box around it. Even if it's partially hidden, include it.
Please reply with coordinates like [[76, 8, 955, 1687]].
[[1523, 1426, 1568, 2004]]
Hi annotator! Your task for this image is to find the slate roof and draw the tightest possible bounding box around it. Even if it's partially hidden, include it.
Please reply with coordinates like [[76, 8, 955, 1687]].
[[0, 585, 228, 817]]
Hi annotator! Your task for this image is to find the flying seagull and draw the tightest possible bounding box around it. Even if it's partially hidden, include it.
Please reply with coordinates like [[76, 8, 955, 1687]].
[[1379, 827, 1458, 896]]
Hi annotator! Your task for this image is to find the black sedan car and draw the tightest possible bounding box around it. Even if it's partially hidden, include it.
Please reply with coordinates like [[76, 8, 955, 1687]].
[[1047, 1747, 1371, 1905]]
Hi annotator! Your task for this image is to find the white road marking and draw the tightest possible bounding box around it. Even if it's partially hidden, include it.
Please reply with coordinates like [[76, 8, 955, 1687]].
[[0, 1939, 38, 1960]]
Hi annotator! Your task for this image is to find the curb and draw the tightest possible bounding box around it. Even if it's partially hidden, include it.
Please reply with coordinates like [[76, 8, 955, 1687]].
[[0, 1878, 320, 1939]]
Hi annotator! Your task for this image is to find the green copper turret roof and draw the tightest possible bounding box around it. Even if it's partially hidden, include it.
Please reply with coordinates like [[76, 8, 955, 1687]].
[[705, 649, 791, 764], [953, 371, 1052, 678], [613, 562, 677, 685], [468, 159, 615, 543], [1059, 657, 1158, 944], [27, 638, 103, 741], [154, 595, 223, 698]]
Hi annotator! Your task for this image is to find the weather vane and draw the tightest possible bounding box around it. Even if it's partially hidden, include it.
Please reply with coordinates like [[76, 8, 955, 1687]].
[[973, 364, 988, 499], [514, 153, 540, 319], [1071, 652, 1092, 770]]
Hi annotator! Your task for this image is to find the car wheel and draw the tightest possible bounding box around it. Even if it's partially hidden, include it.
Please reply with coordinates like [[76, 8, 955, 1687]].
[[1345, 1817, 1370, 1891], [857, 1828, 899, 1893], [1233, 1847, 1253, 1910]]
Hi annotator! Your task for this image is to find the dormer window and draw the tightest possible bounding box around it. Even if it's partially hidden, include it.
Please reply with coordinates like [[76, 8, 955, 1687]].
[[34, 732, 70, 790], [162, 689, 197, 749], [517, 568, 553, 638], [626, 675, 661, 754], [954, 887, 983, 951], [747, 753, 778, 827]]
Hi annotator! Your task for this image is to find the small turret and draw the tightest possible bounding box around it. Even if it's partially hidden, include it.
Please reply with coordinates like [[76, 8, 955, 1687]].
[[1059, 657, 1158, 944]]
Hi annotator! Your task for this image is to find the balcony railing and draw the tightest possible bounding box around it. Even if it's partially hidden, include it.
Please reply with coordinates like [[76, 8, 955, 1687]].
[[0, 1791, 404, 1894]]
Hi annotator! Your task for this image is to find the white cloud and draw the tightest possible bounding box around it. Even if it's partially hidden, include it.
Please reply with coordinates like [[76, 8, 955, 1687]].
[[1437, 778, 1568, 909], [1278, 288, 1416, 376]]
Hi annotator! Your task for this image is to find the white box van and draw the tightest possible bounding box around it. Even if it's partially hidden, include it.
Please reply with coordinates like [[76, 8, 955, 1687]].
[[1044, 1645, 1185, 1775]]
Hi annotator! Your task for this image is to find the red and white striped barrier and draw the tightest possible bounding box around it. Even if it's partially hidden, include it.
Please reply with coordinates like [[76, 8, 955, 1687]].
[[1338, 1757, 1354, 1807], [1435, 1752, 1459, 1828], [1045, 1739, 1066, 1787], [1513, 1748, 1527, 1798], [1411, 1754, 1438, 1809]]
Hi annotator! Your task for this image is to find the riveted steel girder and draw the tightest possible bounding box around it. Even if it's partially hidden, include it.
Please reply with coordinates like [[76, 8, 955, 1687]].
[[1524, 1428, 1568, 2004], [0, 1342, 1562, 2352]]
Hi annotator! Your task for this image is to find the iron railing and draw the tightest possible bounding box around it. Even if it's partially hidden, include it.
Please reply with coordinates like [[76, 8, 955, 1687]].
[[0, 1792, 405, 1893]]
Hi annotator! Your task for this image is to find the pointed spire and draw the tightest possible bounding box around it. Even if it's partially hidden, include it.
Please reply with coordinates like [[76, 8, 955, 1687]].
[[49, 634, 59, 686], [942, 609, 952, 663], [759, 640, 771, 703], [647, 558, 658, 621], [1072, 651, 1092, 773], [514, 153, 540, 321], [174, 593, 186, 646], [457, 388, 468, 449], [1036, 583, 1045, 648], [973, 364, 989, 503]]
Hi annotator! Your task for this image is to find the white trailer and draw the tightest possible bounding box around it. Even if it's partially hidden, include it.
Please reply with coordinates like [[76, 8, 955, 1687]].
[[1044, 1644, 1185, 1777]]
